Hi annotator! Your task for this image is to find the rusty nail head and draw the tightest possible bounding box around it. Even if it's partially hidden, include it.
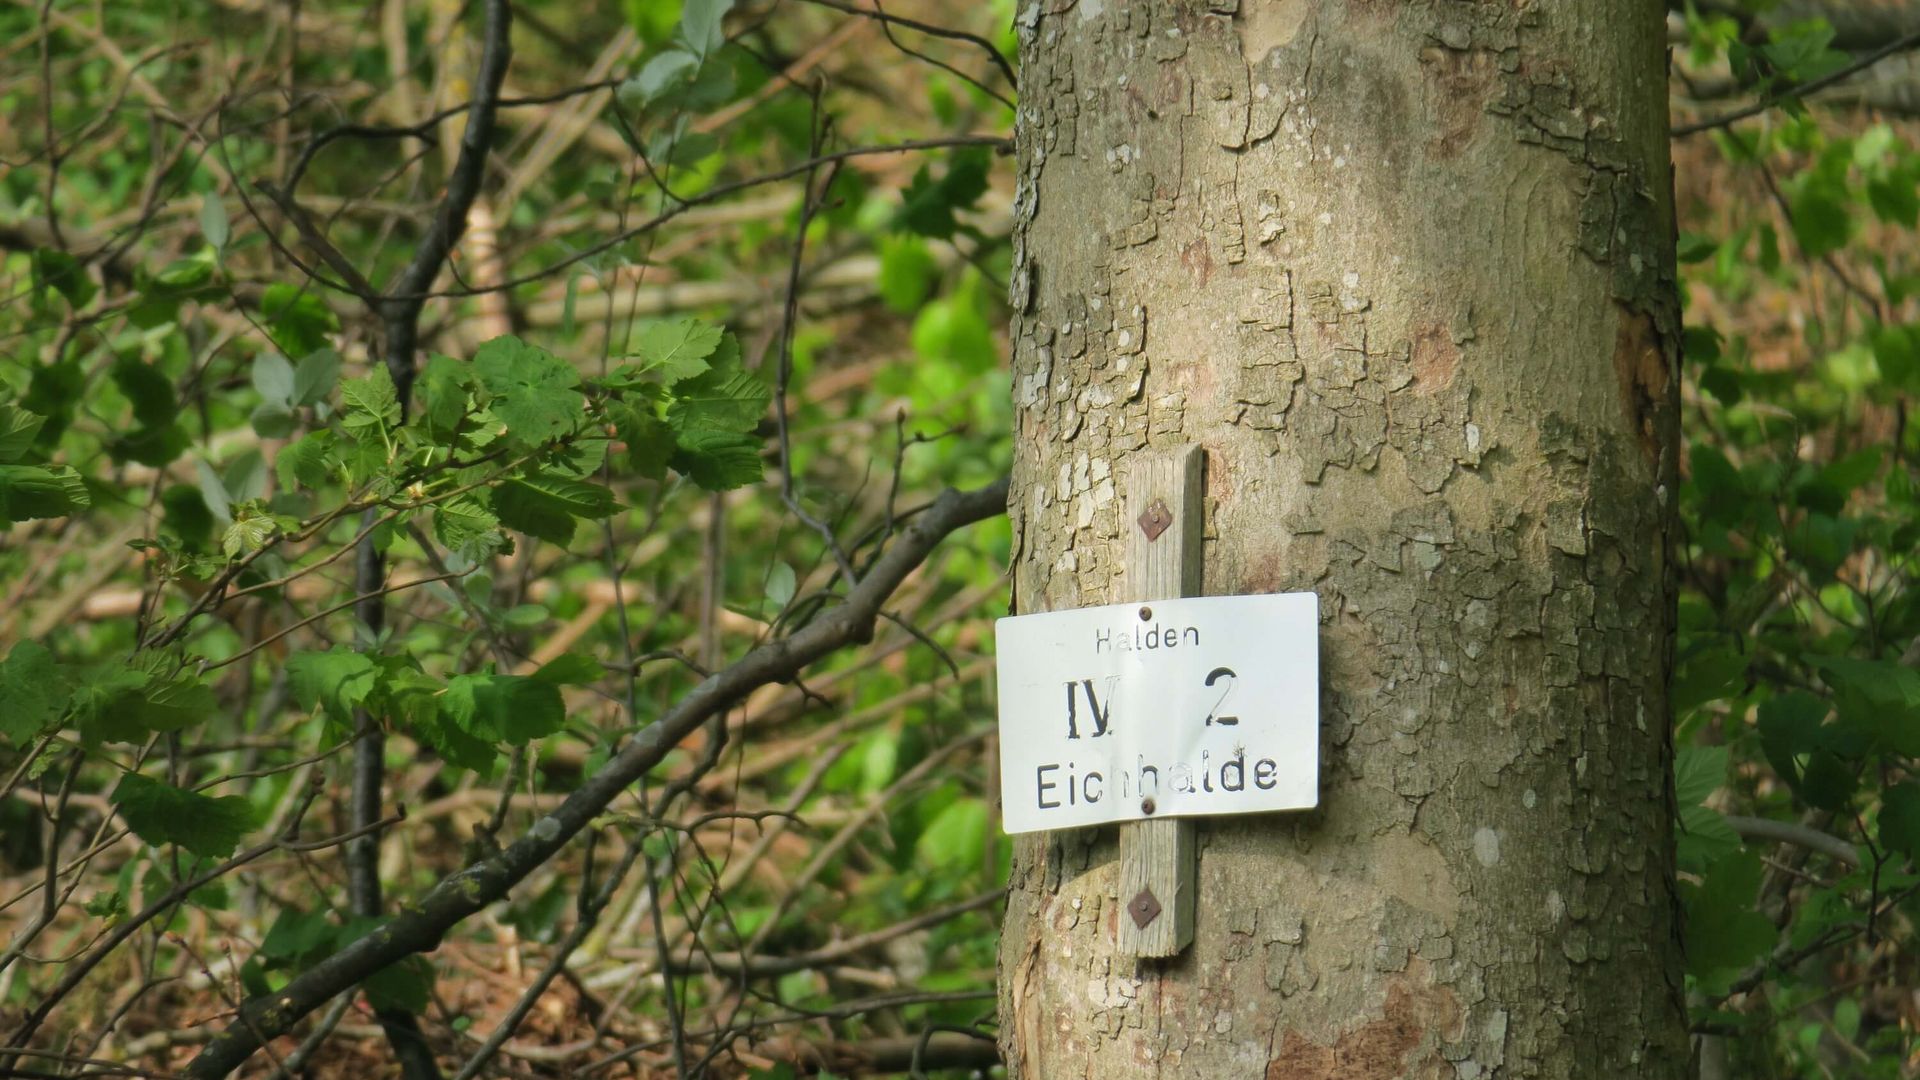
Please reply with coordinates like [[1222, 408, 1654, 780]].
[[1138, 606, 1152, 621], [1137, 499, 1171, 541], [1129, 889, 1162, 928], [1140, 796, 1156, 815]]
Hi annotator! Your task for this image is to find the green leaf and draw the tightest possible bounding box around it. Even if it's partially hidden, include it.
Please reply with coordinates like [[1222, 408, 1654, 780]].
[[260, 284, 338, 358], [68, 668, 153, 743], [492, 472, 617, 547], [1674, 745, 1728, 807], [911, 296, 998, 374], [109, 422, 190, 468], [411, 710, 499, 776], [111, 358, 178, 429], [1677, 803, 1740, 874], [200, 195, 230, 253], [222, 510, 278, 559], [878, 235, 938, 312], [1873, 325, 1920, 394], [628, 318, 723, 383], [442, 673, 566, 744], [1672, 645, 1747, 713], [610, 402, 677, 480], [84, 890, 128, 921], [670, 428, 762, 490], [0, 405, 48, 463], [895, 150, 990, 239], [532, 653, 602, 686], [148, 256, 215, 293], [666, 347, 768, 434], [1869, 176, 1919, 228], [502, 604, 547, 631], [340, 366, 401, 430], [419, 354, 475, 443], [24, 359, 81, 444], [915, 796, 988, 870], [0, 464, 91, 523], [1760, 19, 1846, 82], [1814, 655, 1920, 709], [197, 458, 233, 522], [260, 907, 335, 964], [765, 561, 796, 610], [294, 349, 342, 408], [1788, 179, 1851, 258], [1801, 750, 1858, 811], [251, 402, 296, 439], [433, 498, 507, 562], [625, 50, 699, 107], [67, 655, 220, 745], [0, 641, 67, 743], [1675, 232, 1718, 264], [1815, 655, 1920, 756], [288, 649, 379, 724], [362, 950, 435, 1013], [1684, 851, 1776, 980], [858, 729, 898, 793], [161, 484, 215, 550], [1880, 783, 1920, 860], [1757, 691, 1828, 789], [680, 0, 733, 59], [32, 247, 96, 309], [112, 774, 255, 858], [277, 431, 338, 490], [472, 336, 583, 448], [225, 451, 268, 504], [254, 353, 296, 406]]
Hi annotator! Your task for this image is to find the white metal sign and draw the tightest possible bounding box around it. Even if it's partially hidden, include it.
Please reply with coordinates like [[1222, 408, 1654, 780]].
[[994, 593, 1320, 834]]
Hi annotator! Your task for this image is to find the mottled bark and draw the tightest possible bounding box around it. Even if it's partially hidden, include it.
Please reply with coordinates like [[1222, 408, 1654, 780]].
[[997, 1, 1689, 1077]]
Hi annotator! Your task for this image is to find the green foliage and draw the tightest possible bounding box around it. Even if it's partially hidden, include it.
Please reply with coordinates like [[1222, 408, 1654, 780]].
[[0, 0, 1009, 1063], [112, 774, 256, 858], [627, 317, 724, 382], [473, 335, 585, 449], [0, 402, 89, 522], [492, 472, 618, 547], [896, 149, 991, 239], [288, 649, 379, 726], [1676, 13, 1920, 1069], [0, 642, 66, 744]]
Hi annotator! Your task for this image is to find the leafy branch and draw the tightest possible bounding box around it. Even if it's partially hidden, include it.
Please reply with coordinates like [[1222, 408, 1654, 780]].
[[174, 473, 1007, 1080]]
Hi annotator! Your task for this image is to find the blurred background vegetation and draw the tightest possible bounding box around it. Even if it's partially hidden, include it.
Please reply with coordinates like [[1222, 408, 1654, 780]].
[[0, 0, 1918, 1076]]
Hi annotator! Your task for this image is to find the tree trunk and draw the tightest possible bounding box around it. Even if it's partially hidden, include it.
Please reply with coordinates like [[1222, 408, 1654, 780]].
[[998, 1, 1691, 1077]]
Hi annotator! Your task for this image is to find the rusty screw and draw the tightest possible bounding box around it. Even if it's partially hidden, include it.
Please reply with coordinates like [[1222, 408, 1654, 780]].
[[1129, 888, 1163, 928], [1137, 498, 1172, 541], [1140, 797, 1156, 815], [1138, 606, 1152, 621]]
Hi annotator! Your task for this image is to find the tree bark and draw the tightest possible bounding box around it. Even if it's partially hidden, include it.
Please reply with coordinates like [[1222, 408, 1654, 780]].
[[998, 1, 1690, 1077]]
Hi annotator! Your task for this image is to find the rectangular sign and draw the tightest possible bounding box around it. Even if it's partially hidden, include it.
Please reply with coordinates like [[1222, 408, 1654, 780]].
[[994, 593, 1320, 834]]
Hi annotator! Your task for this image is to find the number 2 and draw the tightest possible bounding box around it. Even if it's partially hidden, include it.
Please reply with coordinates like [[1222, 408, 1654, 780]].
[[1204, 666, 1238, 726]]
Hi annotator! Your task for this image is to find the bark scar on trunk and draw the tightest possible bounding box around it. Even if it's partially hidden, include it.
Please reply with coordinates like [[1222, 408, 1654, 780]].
[[1263, 962, 1465, 1080], [1410, 320, 1460, 391], [1612, 304, 1670, 466]]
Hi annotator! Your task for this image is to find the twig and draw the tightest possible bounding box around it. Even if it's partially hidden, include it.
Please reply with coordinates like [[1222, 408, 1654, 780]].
[[393, 135, 1012, 302], [6, 780, 323, 1054], [447, 835, 645, 1080], [1727, 814, 1861, 868], [774, 94, 857, 589], [175, 475, 1008, 1080], [202, 570, 471, 672], [794, 0, 1016, 93], [1674, 30, 1920, 137]]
